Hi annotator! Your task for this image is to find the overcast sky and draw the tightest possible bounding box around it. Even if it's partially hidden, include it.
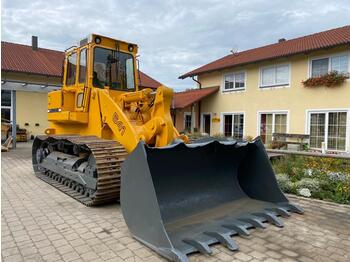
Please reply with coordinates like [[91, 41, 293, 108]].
[[2, 0, 350, 90]]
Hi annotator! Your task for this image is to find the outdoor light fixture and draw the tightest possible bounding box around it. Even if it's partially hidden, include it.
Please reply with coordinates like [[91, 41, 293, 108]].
[[128, 44, 134, 52], [41, 85, 47, 89], [95, 36, 102, 44]]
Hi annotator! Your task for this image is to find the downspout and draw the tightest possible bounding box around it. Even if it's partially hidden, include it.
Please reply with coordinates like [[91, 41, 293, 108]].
[[191, 76, 202, 131], [191, 76, 201, 89]]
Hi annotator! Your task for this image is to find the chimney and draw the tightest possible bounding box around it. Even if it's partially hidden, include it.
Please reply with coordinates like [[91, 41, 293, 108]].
[[32, 36, 38, 51], [278, 38, 286, 43]]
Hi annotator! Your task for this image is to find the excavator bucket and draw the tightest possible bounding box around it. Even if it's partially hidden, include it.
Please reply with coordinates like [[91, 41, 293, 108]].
[[121, 138, 304, 262]]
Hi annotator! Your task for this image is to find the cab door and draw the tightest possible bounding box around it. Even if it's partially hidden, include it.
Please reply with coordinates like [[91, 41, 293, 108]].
[[75, 47, 90, 112]]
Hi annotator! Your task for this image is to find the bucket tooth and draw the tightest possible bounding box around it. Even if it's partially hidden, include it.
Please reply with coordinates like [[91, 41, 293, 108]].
[[253, 212, 284, 227], [238, 217, 266, 229], [183, 239, 212, 255], [267, 207, 291, 217], [222, 223, 250, 236], [281, 203, 304, 214], [167, 249, 189, 262], [204, 231, 238, 251]]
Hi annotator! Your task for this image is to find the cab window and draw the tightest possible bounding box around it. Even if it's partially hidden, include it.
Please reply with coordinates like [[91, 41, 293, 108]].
[[66, 52, 77, 85], [93, 47, 135, 90], [79, 49, 87, 84]]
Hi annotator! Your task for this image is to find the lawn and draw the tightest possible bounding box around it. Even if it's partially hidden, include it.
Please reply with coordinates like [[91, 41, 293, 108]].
[[272, 155, 350, 204]]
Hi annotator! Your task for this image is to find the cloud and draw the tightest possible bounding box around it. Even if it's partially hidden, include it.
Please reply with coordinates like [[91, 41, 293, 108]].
[[2, 0, 350, 90]]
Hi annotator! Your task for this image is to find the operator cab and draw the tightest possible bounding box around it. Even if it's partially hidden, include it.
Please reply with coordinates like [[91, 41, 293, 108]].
[[46, 34, 139, 128], [64, 34, 139, 92]]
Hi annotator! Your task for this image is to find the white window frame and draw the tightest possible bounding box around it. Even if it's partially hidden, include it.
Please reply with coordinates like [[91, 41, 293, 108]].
[[222, 70, 246, 93], [220, 112, 245, 139], [183, 112, 193, 131], [308, 52, 350, 78], [257, 110, 290, 141], [305, 108, 350, 152], [200, 112, 212, 134], [1, 90, 12, 122], [259, 63, 291, 89]]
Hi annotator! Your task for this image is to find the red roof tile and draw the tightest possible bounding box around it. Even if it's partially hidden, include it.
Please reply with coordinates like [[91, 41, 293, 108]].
[[180, 25, 350, 79], [173, 86, 219, 109], [1, 41, 162, 88], [1, 41, 64, 77], [138, 71, 162, 89]]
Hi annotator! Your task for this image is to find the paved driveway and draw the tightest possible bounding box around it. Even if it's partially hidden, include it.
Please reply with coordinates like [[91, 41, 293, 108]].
[[1, 143, 350, 262]]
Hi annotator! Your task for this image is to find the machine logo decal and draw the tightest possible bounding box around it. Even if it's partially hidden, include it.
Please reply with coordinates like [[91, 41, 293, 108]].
[[112, 112, 126, 136]]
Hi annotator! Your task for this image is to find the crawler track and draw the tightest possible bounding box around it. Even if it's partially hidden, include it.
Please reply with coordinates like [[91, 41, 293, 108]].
[[32, 135, 128, 206]]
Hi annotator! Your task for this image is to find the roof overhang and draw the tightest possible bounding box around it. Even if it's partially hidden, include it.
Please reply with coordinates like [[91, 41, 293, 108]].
[[172, 86, 219, 109], [1, 80, 61, 93]]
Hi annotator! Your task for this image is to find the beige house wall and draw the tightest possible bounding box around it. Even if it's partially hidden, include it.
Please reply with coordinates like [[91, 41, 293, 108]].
[[174, 104, 199, 133], [16, 91, 49, 136], [2, 71, 61, 137], [198, 46, 350, 151]]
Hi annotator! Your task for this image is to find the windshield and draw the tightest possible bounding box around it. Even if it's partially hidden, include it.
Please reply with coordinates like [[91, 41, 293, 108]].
[[93, 47, 135, 90]]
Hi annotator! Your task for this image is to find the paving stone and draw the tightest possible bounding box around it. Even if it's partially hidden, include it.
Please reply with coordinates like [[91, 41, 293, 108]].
[[42, 252, 61, 262], [80, 251, 99, 261], [234, 252, 253, 261], [61, 251, 80, 262], [2, 143, 350, 262], [3, 254, 24, 262], [2, 247, 20, 257]]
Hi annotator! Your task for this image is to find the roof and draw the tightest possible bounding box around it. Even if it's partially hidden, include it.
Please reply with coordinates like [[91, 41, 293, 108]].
[[138, 71, 162, 89], [1, 41, 162, 88], [180, 25, 350, 79], [173, 86, 219, 109], [1, 41, 64, 77]]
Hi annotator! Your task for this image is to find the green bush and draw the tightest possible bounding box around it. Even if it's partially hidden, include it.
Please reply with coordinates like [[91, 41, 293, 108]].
[[276, 173, 294, 193]]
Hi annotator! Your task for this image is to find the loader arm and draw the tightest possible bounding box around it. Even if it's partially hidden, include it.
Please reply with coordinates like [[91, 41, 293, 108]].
[[98, 85, 183, 153]]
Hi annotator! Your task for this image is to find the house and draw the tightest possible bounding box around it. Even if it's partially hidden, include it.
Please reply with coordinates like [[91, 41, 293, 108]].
[[1, 37, 163, 138], [172, 86, 218, 133], [180, 25, 350, 152]]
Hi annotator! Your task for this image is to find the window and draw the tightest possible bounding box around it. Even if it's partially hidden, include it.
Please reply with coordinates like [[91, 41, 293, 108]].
[[309, 111, 347, 151], [184, 113, 192, 132], [224, 72, 245, 91], [260, 64, 289, 87], [331, 55, 349, 74], [259, 112, 287, 144], [311, 54, 349, 77], [1, 90, 12, 122], [93, 47, 135, 90], [66, 52, 77, 85], [223, 113, 244, 139], [79, 49, 87, 83], [311, 58, 329, 77], [310, 113, 326, 148]]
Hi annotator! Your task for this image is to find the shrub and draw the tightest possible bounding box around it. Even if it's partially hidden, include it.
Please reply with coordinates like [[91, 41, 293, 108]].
[[276, 173, 294, 193], [272, 155, 350, 204], [298, 188, 311, 197], [295, 178, 320, 194]]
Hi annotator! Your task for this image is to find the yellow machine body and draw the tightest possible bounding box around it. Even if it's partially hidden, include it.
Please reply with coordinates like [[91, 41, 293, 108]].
[[46, 34, 186, 152]]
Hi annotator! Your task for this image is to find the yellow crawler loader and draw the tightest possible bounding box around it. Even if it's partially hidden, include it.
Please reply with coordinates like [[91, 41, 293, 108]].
[[32, 34, 304, 262]]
